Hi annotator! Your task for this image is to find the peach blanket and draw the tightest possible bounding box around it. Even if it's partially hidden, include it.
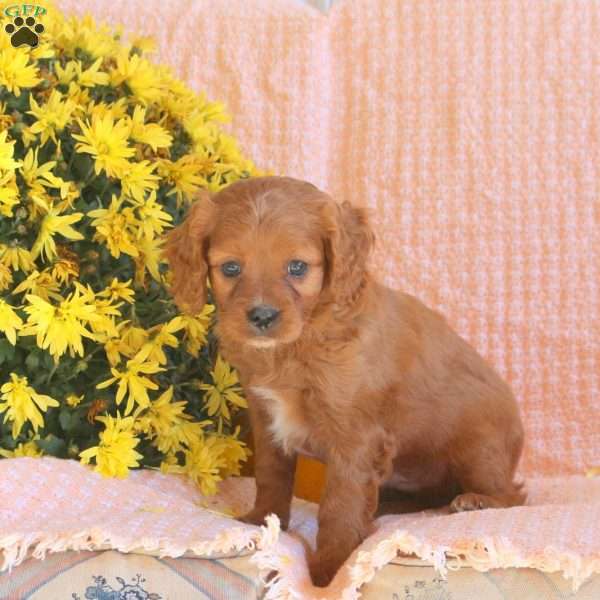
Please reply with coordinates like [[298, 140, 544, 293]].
[[1, 458, 600, 600], [54, 0, 598, 478]]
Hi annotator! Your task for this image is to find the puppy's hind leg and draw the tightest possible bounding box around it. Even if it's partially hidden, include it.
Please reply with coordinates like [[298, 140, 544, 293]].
[[449, 433, 526, 513]]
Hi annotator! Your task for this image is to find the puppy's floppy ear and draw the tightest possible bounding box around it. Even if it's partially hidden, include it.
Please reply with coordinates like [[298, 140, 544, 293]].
[[164, 192, 216, 314], [321, 199, 375, 311]]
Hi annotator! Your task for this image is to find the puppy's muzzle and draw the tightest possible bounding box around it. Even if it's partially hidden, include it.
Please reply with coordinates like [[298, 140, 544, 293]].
[[247, 305, 280, 332]]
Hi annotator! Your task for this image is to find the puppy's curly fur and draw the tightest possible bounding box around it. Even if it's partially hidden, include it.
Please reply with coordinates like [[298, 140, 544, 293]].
[[165, 176, 525, 587]]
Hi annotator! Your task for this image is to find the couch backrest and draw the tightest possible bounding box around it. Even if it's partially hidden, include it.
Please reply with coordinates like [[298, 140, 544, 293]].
[[56, 0, 599, 477]]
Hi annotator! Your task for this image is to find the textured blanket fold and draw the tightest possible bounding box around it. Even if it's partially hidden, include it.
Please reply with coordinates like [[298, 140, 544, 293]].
[[0, 458, 275, 569], [1, 458, 599, 600]]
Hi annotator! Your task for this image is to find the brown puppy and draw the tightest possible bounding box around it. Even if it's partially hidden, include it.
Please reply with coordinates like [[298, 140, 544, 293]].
[[165, 176, 525, 587]]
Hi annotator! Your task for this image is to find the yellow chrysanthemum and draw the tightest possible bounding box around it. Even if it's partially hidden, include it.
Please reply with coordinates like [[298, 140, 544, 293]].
[[11, 270, 62, 302], [135, 316, 184, 365], [20, 148, 71, 210], [188, 144, 233, 181], [214, 132, 248, 165], [183, 109, 230, 154], [86, 98, 129, 121], [159, 452, 180, 474], [119, 323, 149, 355], [0, 46, 41, 97], [0, 299, 23, 345], [207, 429, 250, 477], [111, 52, 166, 104], [59, 15, 120, 59], [50, 256, 79, 285], [28, 89, 77, 145], [20, 287, 100, 361], [168, 430, 249, 483], [0, 101, 13, 129], [0, 9, 254, 483], [31, 208, 84, 262], [134, 233, 164, 286], [0, 373, 59, 438], [0, 171, 19, 217], [0, 244, 34, 273], [88, 298, 121, 338], [198, 355, 247, 424], [223, 442, 251, 477], [158, 155, 207, 204], [73, 113, 134, 177], [129, 190, 172, 240], [120, 160, 160, 202], [103, 339, 127, 367], [101, 321, 140, 366], [183, 97, 230, 144], [134, 386, 208, 454], [76, 57, 110, 88], [159, 79, 198, 119], [80, 414, 143, 478], [88, 195, 139, 258], [65, 81, 91, 113], [20, 147, 55, 187], [0, 439, 43, 458], [96, 357, 164, 415], [98, 278, 136, 305], [0, 263, 12, 291], [0, 130, 21, 171], [66, 394, 83, 407], [21, 173, 74, 224], [128, 105, 172, 151], [54, 60, 77, 85], [181, 436, 227, 496], [130, 36, 156, 54], [180, 305, 215, 357]]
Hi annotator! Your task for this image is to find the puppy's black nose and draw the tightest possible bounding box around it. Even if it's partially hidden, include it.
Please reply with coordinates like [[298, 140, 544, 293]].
[[247, 305, 280, 331]]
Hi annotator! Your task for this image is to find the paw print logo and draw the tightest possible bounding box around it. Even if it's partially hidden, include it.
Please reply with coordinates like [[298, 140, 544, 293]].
[[4, 16, 44, 48]]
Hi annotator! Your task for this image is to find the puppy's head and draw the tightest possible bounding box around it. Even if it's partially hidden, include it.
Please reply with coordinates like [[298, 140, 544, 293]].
[[164, 176, 374, 348]]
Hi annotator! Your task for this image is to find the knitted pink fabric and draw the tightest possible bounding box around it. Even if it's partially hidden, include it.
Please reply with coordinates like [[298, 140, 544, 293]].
[[1, 459, 599, 599], [55, 0, 599, 477]]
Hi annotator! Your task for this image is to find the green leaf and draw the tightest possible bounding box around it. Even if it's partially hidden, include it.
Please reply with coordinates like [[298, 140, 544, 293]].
[[71, 154, 94, 181], [36, 435, 67, 458], [0, 340, 16, 366], [59, 408, 72, 432], [41, 352, 55, 370], [25, 350, 40, 372]]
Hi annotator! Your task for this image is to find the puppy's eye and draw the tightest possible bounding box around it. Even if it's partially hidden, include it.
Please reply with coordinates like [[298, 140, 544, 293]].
[[221, 261, 242, 277], [288, 260, 308, 277]]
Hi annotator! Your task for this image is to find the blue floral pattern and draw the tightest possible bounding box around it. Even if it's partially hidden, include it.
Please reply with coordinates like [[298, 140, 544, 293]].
[[71, 574, 162, 600]]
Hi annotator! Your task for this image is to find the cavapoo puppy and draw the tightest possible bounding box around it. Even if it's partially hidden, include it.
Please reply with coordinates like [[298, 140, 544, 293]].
[[165, 176, 525, 587]]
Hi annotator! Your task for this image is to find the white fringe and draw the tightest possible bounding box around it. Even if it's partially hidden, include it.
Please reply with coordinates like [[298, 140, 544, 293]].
[[0, 514, 281, 573], [252, 527, 600, 600], [3, 512, 599, 598]]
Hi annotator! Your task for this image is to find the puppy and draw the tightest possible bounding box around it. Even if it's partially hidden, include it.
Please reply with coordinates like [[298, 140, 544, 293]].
[[165, 176, 525, 587]]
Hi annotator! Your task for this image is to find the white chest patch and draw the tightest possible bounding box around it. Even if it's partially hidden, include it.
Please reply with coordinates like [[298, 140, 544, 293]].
[[251, 386, 311, 455]]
